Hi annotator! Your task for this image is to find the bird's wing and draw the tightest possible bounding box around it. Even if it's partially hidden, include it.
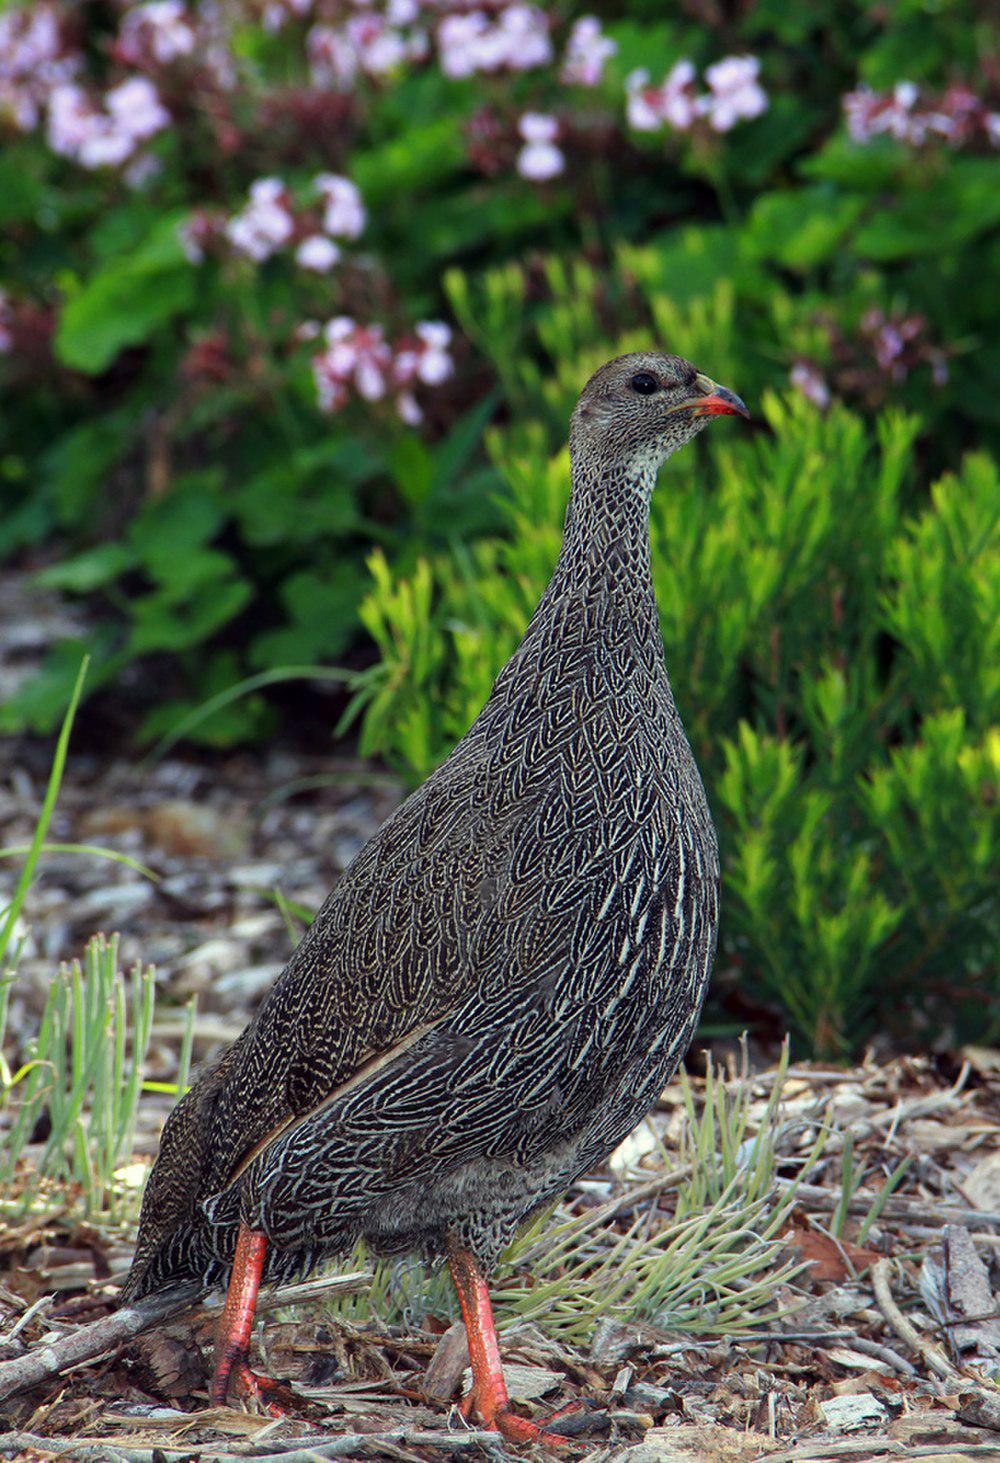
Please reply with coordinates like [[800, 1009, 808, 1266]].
[[127, 712, 579, 1274]]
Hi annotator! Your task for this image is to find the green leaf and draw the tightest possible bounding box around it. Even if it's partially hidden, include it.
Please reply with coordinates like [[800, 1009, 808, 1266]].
[[352, 115, 470, 209], [0, 636, 120, 736], [40, 413, 136, 527], [37, 543, 135, 593], [390, 435, 434, 507], [54, 212, 196, 374], [127, 577, 252, 654], [747, 187, 865, 271], [0, 144, 47, 226], [250, 565, 366, 667], [854, 160, 1000, 261], [128, 474, 227, 583]]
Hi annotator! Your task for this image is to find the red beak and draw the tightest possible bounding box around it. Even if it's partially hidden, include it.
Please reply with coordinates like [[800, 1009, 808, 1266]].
[[689, 384, 749, 419]]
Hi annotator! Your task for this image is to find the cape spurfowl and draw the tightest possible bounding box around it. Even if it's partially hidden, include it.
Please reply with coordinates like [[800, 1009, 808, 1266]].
[[123, 352, 749, 1444]]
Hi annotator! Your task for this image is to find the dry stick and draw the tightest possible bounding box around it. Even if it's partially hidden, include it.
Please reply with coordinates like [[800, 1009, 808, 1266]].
[[776, 1180, 1000, 1230], [0, 1271, 369, 1406], [0, 1432, 507, 1463], [871, 1257, 960, 1382], [762, 1441, 1000, 1463]]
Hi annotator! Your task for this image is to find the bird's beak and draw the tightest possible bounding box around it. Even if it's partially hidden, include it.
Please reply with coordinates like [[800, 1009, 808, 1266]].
[[675, 373, 750, 419]]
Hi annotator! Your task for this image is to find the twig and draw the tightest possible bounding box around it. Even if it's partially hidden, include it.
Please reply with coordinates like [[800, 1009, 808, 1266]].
[[890, 1226, 1000, 1247], [881, 1061, 970, 1142], [841, 1334, 918, 1376], [0, 1269, 369, 1405], [776, 1180, 1000, 1230], [0, 1284, 201, 1405], [235, 1431, 507, 1460], [760, 1440, 1000, 1462], [0, 1431, 510, 1462], [738, 1327, 918, 1375], [871, 1257, 960, 1382]]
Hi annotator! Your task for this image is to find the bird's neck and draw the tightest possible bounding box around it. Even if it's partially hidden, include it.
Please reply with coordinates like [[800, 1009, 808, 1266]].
[[547, 459, 660, 630]]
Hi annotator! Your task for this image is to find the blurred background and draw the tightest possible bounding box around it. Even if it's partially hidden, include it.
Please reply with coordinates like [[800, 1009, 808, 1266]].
[[0, 1, 996, 1063]]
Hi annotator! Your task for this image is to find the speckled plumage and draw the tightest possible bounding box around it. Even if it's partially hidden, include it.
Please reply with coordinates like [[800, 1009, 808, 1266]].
[[122, 351, 737, 1309]]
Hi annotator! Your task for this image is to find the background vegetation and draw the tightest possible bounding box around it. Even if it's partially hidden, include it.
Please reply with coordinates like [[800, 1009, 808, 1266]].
[[1, 0, 996, 1058]]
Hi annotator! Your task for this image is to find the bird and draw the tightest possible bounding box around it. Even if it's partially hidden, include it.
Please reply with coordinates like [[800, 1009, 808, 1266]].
[[121, 351, 748, 1445]]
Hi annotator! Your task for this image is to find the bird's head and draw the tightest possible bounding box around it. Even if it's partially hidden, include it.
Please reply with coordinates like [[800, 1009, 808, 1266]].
[[569, 351, 749, 475]]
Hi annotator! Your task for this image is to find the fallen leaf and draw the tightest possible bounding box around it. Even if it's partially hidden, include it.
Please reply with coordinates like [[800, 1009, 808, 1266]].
[[784, 1228, 881, 1283]]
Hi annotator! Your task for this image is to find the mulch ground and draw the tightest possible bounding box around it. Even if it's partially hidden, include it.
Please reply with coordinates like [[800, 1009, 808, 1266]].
[[1, 747, 998, 1462]]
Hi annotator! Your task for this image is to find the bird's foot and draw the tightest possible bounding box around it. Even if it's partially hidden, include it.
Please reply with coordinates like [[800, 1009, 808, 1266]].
[[230, 1360, 296, 1417], [461, 1380, 583, 1448]]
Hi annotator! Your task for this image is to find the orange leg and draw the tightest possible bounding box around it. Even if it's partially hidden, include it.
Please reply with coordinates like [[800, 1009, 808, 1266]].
[[447, 1240, 578, 1447], [211, 1224, 286, 1413]]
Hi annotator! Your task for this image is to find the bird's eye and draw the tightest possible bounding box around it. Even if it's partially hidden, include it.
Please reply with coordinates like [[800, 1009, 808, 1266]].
[[629, 371, 659, 395]]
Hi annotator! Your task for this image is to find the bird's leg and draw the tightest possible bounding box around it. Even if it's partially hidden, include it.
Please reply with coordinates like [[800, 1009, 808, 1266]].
[[211, 1223, 285, 1413], [446, 1240, 577, 1447]]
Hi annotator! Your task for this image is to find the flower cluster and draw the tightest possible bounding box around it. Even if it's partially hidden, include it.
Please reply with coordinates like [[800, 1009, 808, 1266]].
[[116, 1, 198, 68], [627, 55, 767, 135], [791, 307, 950, 410], [859, 308, 949, 386], [308, 2, 428, 88], [47, 76, 170, 170], [0, 3, 79, 131], [437, 5, 552, 80], [843, 82, 999, 149], [310, 318, 453, 423], [181, 173, 366, 269]]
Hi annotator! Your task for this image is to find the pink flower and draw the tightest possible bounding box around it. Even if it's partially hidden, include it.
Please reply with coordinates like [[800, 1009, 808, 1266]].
[[561, 16, 616, 88], [843, 80, 999, 150], [347, 13, 407, 75], [842, 86, 882, 144], [387, 0, 420, 24], [312, 317, 453, 418], [295, 234, 341, 271], [625, 69, 662, 132], [263, 0, 313, 26], [437, 5, 550, 78], [658, 59, 699, 129], [105, 76, 170, 142], [307, 24, 358, 87], [315, 174, 366, 238], [47, 83, 100, 158], [626, 61, 697, 133], [395, 322, 454, 388], [0, 3, 78, 131], [313, 317, 392, 407], [397, 391, 422, 425], [699, 56, 768, 132], [790, 363, 831, 410], [226, 177, 294, 262], [498, 6, 552, 72], [516, 112, 564, 181], [437, 12, 489, 79], [45, 75, 169, 169], [414, 322, 453, 384], [118, 2, 197, 68]]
